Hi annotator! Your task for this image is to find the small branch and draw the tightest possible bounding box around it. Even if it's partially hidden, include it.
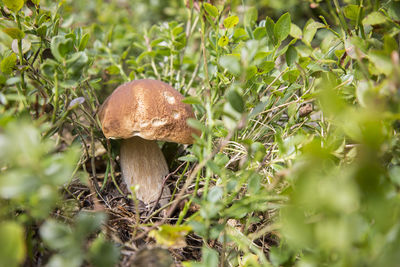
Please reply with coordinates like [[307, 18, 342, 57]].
[[260, 67, 288, 97], [143, 162, 187, 223]]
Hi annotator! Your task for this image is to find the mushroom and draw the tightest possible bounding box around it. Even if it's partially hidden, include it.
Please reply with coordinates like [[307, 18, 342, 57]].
[[98, 79, 199, 207]]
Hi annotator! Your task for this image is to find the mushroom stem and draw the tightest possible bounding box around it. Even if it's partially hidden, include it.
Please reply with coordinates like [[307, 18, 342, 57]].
[[120, 136, 170, 207]]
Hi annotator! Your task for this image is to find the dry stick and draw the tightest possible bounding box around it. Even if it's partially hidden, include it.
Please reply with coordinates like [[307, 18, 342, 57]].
[[71, 111, 111, 210], [85, 81, 100, 107], [143, 162, 187, 223], [90, 127, 112, 210], [171, 162, 190, 199], [132, 189, 141, 238], [185, 62, 200, 94], [141, 194, 192, 222], [259, 68, 289, 97], [259, 98, 315, 116], [105, 139, 125, 195], [131, 198, 188, 241]]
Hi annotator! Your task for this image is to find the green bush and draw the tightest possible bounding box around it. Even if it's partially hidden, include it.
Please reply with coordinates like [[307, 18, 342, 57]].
[[0, 0, 400, 266]]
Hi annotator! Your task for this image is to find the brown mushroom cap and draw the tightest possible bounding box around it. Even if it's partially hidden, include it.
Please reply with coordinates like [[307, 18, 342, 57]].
[[98, 79, 199, 144]]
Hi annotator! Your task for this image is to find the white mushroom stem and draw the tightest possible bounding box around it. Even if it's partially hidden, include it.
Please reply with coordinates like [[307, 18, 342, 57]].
[[120, 136, 171, 207]]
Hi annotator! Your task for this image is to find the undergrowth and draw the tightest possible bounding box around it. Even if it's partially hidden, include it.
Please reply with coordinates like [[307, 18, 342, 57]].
[[1, 0, 400, 266]]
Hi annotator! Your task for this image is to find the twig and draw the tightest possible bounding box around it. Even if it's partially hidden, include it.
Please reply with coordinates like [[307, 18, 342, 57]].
[[143, 162, 187, 223]]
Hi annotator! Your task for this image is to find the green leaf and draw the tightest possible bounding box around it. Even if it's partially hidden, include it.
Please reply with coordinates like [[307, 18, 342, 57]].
[[244, 6, 258, 25], [223, 102, 241, 129], [250, 142, 266, 161], [224, 201, 249, 219], [41, 59, 58, 78], [389, 166, 400, 186], [0, 222, 26, 266], [202, 247, 219, 267], [40, 220, 74, 251], [218, 36, 229, 47], [265, 16, 277, 45], [214, 153, 229, 166], [388, 2, 400, 20], [368, 51, 392, 75], [274, 12, 291, 42], [11, 39, 31, 54], [289, 23, 302, 39], [66, 52, 89, 81], [207, 160, 221, 175], [2, 28, 25, 40], [246, 65, 257, 80], [269, 246, 292, 266], [224, 15, 239, 29], [282, 69, 300, 83], [172, 25, 184, 37], [258, 61, 275, 74], [343, 4, 359, 21], [51, 36, 74, 61], [46, 255, 82, 267], [3, 0, 24, 12], [227, 89, 245, 113], [178, 154, 198, 163], [248, 173, 261, 194], [288, 102, 297, 118], [345, 36, 368, 59], [0, 53, 17, 75], [149, 225, 192, 249], [383, 35, 398, 54], [363, 11, 387, 25], [207, 186, 223, 203], [253, 27, 267, 40], [233, 27, 248, 40], [106, 65, 120, 75], [303, 20, 325, 46], [203, 3, 218, 18], [137, 51, 156, 63], [182, 96, 203, 105], [37, 25, 47, 37], [89, 235, 120, 267], [78, 33, 90, 51], [219, 54, 240, 75], [187, 118, 207, 132], [75, 212, 106, 238], [286, 45, 298, 66]]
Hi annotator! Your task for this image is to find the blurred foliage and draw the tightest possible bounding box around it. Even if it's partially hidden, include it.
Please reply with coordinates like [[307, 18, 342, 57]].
[[0, 0, 400, 266]]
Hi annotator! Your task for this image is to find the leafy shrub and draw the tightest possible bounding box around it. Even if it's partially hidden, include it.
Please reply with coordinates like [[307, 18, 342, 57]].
[[0, 0, 400, 266]]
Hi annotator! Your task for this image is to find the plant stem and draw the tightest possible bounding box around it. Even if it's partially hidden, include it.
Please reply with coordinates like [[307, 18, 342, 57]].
[[200, 8, 211, 91], [51, 74, 59, 124], [356, 0, 366, 39], [106, 47, 129, 81], [16, 14, 27, 95], [332, 0, 350, 36]]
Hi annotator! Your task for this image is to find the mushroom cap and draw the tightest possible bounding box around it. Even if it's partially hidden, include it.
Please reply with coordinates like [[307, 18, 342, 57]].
[[98, 79, 199, 144]]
